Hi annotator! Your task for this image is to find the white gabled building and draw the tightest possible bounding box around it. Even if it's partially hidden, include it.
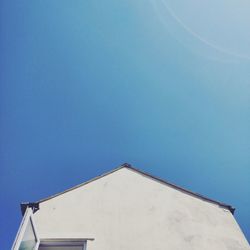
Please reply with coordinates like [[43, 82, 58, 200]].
[[12, 163, 249, 250]]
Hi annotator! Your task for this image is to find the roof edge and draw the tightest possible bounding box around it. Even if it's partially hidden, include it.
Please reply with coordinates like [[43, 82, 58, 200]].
[[22, 163, 235, 215], [36, 164, 126, 204], [123, 164, 235, 214]]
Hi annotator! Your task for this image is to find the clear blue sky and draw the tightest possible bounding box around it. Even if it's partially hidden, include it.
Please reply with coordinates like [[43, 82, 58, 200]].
[[0, 0, 249, 248]]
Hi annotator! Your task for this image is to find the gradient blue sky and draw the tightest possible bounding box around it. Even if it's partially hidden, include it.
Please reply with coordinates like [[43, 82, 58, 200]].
[[0, 0, 249, 248]]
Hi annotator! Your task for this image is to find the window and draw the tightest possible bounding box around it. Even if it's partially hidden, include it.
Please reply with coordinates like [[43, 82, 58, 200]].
[[18, 218, 38, 250], [38, 239, 87, 250], [12, 208, 40, 250], [12, 208, 91, 250]]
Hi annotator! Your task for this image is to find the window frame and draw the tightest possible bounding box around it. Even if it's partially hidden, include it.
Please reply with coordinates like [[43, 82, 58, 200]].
[[38, 238, 88, 250], [12, 208, 93, 250], [12, 207, 40, 250]]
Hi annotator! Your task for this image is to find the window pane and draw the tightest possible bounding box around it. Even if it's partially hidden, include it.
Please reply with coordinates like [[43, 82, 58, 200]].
[[18, 218, 37, 250]]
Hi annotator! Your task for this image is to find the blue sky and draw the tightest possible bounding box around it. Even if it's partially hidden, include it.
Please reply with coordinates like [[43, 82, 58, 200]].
[[0, 0, 249, 248]]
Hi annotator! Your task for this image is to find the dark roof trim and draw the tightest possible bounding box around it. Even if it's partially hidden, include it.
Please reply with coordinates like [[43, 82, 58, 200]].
[[21, 202, 39, 216], [23, 163, 235, 215]]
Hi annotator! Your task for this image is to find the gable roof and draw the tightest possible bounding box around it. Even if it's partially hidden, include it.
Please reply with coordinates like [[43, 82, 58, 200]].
[[20, 163, 235, 215]]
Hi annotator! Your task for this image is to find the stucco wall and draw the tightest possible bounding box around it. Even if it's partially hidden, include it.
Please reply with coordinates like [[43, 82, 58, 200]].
[[34, 168, 249, 250]]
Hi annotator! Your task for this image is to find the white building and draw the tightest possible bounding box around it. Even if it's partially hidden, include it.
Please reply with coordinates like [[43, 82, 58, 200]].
[[12, 163, 249, 250]]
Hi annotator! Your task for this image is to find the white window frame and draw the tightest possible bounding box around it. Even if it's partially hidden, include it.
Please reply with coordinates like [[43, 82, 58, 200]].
[[12, 207, 40, 250], [39, 238, 90, 250]]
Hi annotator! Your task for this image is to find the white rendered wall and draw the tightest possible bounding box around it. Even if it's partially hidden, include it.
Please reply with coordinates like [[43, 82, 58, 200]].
[[34, 168, 249, 250]]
